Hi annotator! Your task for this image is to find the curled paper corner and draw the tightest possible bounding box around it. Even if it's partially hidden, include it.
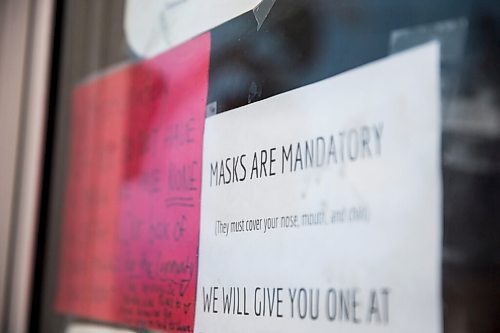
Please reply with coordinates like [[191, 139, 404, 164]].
[[253, 0, 276, 31]]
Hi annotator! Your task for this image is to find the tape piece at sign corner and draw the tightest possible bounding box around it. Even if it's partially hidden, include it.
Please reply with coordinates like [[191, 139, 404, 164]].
[[253, 0, 276, 31]]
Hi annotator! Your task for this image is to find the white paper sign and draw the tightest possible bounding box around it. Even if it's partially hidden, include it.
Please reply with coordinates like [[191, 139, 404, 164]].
[[125, 0, 260, 58], [195, 43, 442, 332]]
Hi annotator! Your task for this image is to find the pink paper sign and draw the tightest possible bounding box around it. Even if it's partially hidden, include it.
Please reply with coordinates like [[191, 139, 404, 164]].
[[56, 32, 211, 332]]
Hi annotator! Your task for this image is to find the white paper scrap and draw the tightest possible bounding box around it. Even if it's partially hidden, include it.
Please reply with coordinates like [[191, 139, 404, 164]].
[[125, 0, 260, 58]]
